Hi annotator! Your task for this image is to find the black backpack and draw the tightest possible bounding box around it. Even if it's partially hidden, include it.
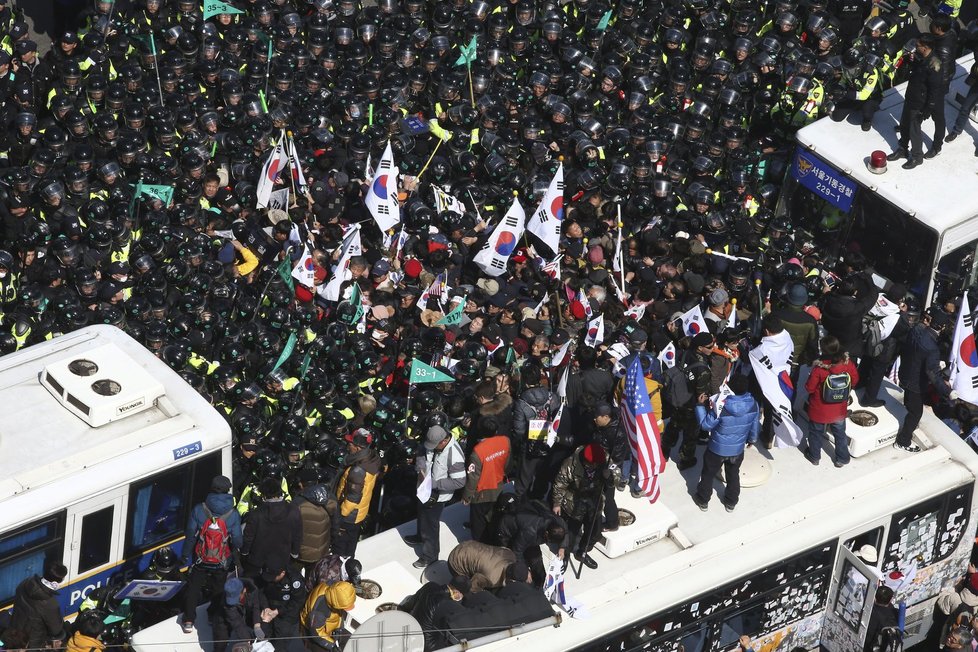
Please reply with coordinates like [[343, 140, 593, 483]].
[[821, 371, 852, 404], [664, 353, 708, 409]]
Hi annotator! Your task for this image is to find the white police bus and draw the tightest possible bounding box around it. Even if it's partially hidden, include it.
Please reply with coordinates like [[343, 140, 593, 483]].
[[134, 369, 978, 652], [0, 325, 231, 618], [778, 52, 978, 305]]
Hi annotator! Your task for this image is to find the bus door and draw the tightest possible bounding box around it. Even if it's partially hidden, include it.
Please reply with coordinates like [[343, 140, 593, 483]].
[[822, 520, 888, 652], [64, 486, 128, 613]]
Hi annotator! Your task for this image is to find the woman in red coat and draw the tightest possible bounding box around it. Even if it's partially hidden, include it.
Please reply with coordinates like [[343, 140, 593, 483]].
[[804, 335, 859, 467]]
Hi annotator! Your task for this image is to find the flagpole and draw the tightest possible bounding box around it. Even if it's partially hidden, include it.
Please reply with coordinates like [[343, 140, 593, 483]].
[[151, 33, 164, 106], [415, 138, 444, 182], [285, 130, 299, 207], [466, 62, 476, 109], [617, 205, 625, 299], [264, 38, 272, 98], [403, 379, 414, 440]]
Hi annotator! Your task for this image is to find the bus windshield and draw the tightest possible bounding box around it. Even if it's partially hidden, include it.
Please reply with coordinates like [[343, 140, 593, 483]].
[[782, 179, 938, 297]]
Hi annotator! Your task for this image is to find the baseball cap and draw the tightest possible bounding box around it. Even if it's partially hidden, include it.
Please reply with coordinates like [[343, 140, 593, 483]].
[[371, 259, 391, 277], [424, 424, 449, 450], [224, 577, 244, 605], [691, 332, 715, 348], [593, 402, 613, 417], [0, 51, 10, 66], [14, 40, 37, 56], [240, 436, 259, 451], [344, 428, 373, 447]]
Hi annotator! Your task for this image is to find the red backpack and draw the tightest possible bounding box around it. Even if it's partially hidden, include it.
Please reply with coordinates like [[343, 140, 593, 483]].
[[193, 505, 234, 568]]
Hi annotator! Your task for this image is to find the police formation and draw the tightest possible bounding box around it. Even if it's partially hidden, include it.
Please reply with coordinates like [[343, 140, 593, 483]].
[[1, 0, 978, 648]]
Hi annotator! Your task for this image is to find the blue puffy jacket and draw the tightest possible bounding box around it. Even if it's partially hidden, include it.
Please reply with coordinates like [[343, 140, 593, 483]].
[[695, 393, 760, 457]]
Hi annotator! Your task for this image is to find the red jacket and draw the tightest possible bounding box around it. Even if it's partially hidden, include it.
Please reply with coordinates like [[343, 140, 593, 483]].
[[806, 357, 859, 424]]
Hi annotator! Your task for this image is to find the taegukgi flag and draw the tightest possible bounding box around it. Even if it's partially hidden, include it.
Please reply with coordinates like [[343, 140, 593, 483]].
[[950, 293, 978, 404], [473, 197, 525, 277], [364, 141, 400, 231], [526, 163, 564, 256]]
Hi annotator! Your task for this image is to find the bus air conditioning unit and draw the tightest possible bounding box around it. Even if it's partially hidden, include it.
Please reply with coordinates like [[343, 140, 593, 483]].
[[40, 343, 166, 427]]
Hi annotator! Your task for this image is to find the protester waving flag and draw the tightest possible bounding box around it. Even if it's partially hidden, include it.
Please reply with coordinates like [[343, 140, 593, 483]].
[[950, 294, 978, 403], [621, 356, 667, 502], [365, 141, 401, 231], [679, 305, 709, 337], [285, 131, 308, 196], [749, 349, 804, 447], [256, 140, 288, 208], [527, 163, 564, 256], [473, 197, 525, 277]]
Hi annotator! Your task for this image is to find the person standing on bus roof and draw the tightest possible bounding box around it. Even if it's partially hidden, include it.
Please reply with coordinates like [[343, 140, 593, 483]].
[[8, 559, 67, 650], [331, 428, 382, 561], [895, 306, 954, 453], [804, 336, 859, 467], [692, 374, 759, 512], [886, 34, 945, 169], [180, 475, 243, 635]]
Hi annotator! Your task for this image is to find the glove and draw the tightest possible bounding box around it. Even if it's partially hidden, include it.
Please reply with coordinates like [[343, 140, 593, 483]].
[[950, 390, 960, 401], [254, 625, 266, 641]]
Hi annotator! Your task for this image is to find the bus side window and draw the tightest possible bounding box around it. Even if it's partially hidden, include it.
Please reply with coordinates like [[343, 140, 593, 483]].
[[934, 240, 978, 303], [126, 452, 222, 555], [843, 527, 884, 565], [78, 506, 115, 573], [882, 487, 973, 578], [0, 515, 66, 606]]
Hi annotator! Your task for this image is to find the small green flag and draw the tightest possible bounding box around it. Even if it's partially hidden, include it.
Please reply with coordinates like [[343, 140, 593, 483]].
[[277, 254, 295, 291], [596, 9, 613, 31], [299, 347, 314, 379], [272, 332, 298, 372], [350, 283, 364, 323], [436, 296, 466, 326], [130, 32, 158, 55], [203, 0, 244, 20], [129, 179, 143, 216], [454, 36, 478, 67], [410, 359, 455, 384]]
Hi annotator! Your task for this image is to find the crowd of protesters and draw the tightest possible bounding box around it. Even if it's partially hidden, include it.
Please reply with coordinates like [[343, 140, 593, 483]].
[[2, 0, 978, 649]]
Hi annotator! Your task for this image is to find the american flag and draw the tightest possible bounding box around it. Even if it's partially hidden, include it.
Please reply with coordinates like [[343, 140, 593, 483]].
[[621, 355, 666, 502], [427, 273, 445, 298]]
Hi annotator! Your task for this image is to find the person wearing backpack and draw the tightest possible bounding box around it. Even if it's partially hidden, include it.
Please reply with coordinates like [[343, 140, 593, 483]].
[[864, 585, 899, 652], [180, 475, 243, 635], [512, 363, 559, 500], [804, 336, 859, 467], [662, 332, 713, 470]]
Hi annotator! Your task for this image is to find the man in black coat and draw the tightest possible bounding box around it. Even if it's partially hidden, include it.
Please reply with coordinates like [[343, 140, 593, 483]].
[[8, 560, 67, 650], [241, 478, 303, 578], [895, 307, 952, 452], [820, 279, 869, 359], [863, 586, 899, 652], [496, 499, 569, 586], [887, 34, 947, 168], [590, 402, 628, 531]]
